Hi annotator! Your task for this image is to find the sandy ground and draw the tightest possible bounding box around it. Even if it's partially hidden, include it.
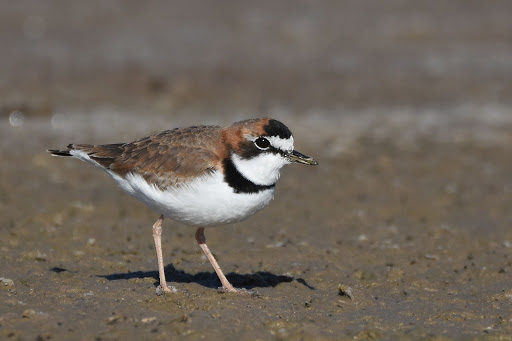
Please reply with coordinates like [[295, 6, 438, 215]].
[[2, 1, 512, 340]]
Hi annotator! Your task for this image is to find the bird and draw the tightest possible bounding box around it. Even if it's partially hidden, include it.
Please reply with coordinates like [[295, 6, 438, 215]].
[[48, 117, 318, 294]]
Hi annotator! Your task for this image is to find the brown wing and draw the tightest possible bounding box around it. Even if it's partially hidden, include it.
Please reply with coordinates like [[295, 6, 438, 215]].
[[68, 125, 223, 189]]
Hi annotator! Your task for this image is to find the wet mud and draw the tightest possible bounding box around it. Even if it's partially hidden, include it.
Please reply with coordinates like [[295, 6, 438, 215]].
[[3, 124, 512, 340]]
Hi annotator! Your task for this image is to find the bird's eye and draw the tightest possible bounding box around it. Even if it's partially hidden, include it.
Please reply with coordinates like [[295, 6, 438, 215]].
[[254, 137, 271, 150]]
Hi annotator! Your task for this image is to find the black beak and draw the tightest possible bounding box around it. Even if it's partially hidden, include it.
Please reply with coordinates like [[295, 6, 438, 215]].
[[285, 150, 318, 165]]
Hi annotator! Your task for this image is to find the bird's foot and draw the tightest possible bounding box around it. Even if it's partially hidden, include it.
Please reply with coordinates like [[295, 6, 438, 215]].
[[217, 286, 259, 296], [155, 284, 178, 296]]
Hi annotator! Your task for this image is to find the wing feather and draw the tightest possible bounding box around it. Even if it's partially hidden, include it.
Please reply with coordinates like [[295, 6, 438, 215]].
[[64, 126, 223, 189]]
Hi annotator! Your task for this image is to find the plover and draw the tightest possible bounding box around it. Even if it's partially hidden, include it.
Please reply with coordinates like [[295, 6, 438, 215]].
[[49, 117, 318, 294]]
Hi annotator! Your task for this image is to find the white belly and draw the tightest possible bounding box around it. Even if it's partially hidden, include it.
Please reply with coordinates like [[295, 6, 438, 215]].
[[112, 170, 275, 226]]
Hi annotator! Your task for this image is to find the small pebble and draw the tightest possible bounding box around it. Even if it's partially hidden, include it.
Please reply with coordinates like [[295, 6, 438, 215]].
[[357, 234, 368, 242], [141, 317, 157, 324], [424, 254, 440, 260], [338, 284, 353, 299], [23, 309, 37, 318], [0, 277, 15, 287], [35, 251, 47, 261], [105, 315, 123, 325], [22, 309, 47, 318], [265, 241, 285, 248]]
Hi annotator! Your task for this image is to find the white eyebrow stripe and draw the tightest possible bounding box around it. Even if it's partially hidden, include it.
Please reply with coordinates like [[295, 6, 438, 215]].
[[245, 135, 294, 152], [268, 136, 294, 152]]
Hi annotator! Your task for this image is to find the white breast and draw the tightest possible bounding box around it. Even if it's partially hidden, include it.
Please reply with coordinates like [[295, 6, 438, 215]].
[[68, 149, 275, 226], [114, 171, 275, 226]]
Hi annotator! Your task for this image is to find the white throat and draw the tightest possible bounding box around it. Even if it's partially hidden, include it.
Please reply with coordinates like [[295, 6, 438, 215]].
[[231, 152, 289, 186]]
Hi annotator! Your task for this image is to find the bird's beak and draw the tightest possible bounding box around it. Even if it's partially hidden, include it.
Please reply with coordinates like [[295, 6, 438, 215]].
[[286, 150, 318, 165]]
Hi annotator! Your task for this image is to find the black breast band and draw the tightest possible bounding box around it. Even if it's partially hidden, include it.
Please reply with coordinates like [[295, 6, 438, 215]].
[[222, 158, 275, 194]]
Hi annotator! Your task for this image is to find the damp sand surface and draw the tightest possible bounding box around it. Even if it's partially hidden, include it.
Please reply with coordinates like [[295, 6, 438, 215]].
[[2, 1, 512, 340], [2, 116, 512, 340]]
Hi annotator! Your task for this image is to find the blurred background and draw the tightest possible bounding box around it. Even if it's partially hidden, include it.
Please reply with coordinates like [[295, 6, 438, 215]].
[[2, 1, 512, 339], [2, 0, 512, 141]]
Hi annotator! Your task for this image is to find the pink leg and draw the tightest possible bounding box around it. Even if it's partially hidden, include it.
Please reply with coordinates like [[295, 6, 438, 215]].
[[152, 215, 172, 293], [195, 227, 237, 293]]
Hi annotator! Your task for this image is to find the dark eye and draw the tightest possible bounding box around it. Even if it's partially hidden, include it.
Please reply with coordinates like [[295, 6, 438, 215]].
[[254, 137, 270, 150]]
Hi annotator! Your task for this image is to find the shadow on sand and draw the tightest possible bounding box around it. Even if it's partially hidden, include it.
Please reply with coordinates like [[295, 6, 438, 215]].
[[96, 264, 315, 290]]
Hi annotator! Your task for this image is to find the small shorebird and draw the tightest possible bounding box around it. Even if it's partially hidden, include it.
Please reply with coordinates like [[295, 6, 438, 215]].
[[49, 117, 318, 294]]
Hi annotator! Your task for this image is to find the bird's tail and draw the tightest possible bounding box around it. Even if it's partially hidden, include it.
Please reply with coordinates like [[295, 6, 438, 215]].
[[47, 144, 77, 157], [47, 143, 124, 170], [48, 150, 71, 156]]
